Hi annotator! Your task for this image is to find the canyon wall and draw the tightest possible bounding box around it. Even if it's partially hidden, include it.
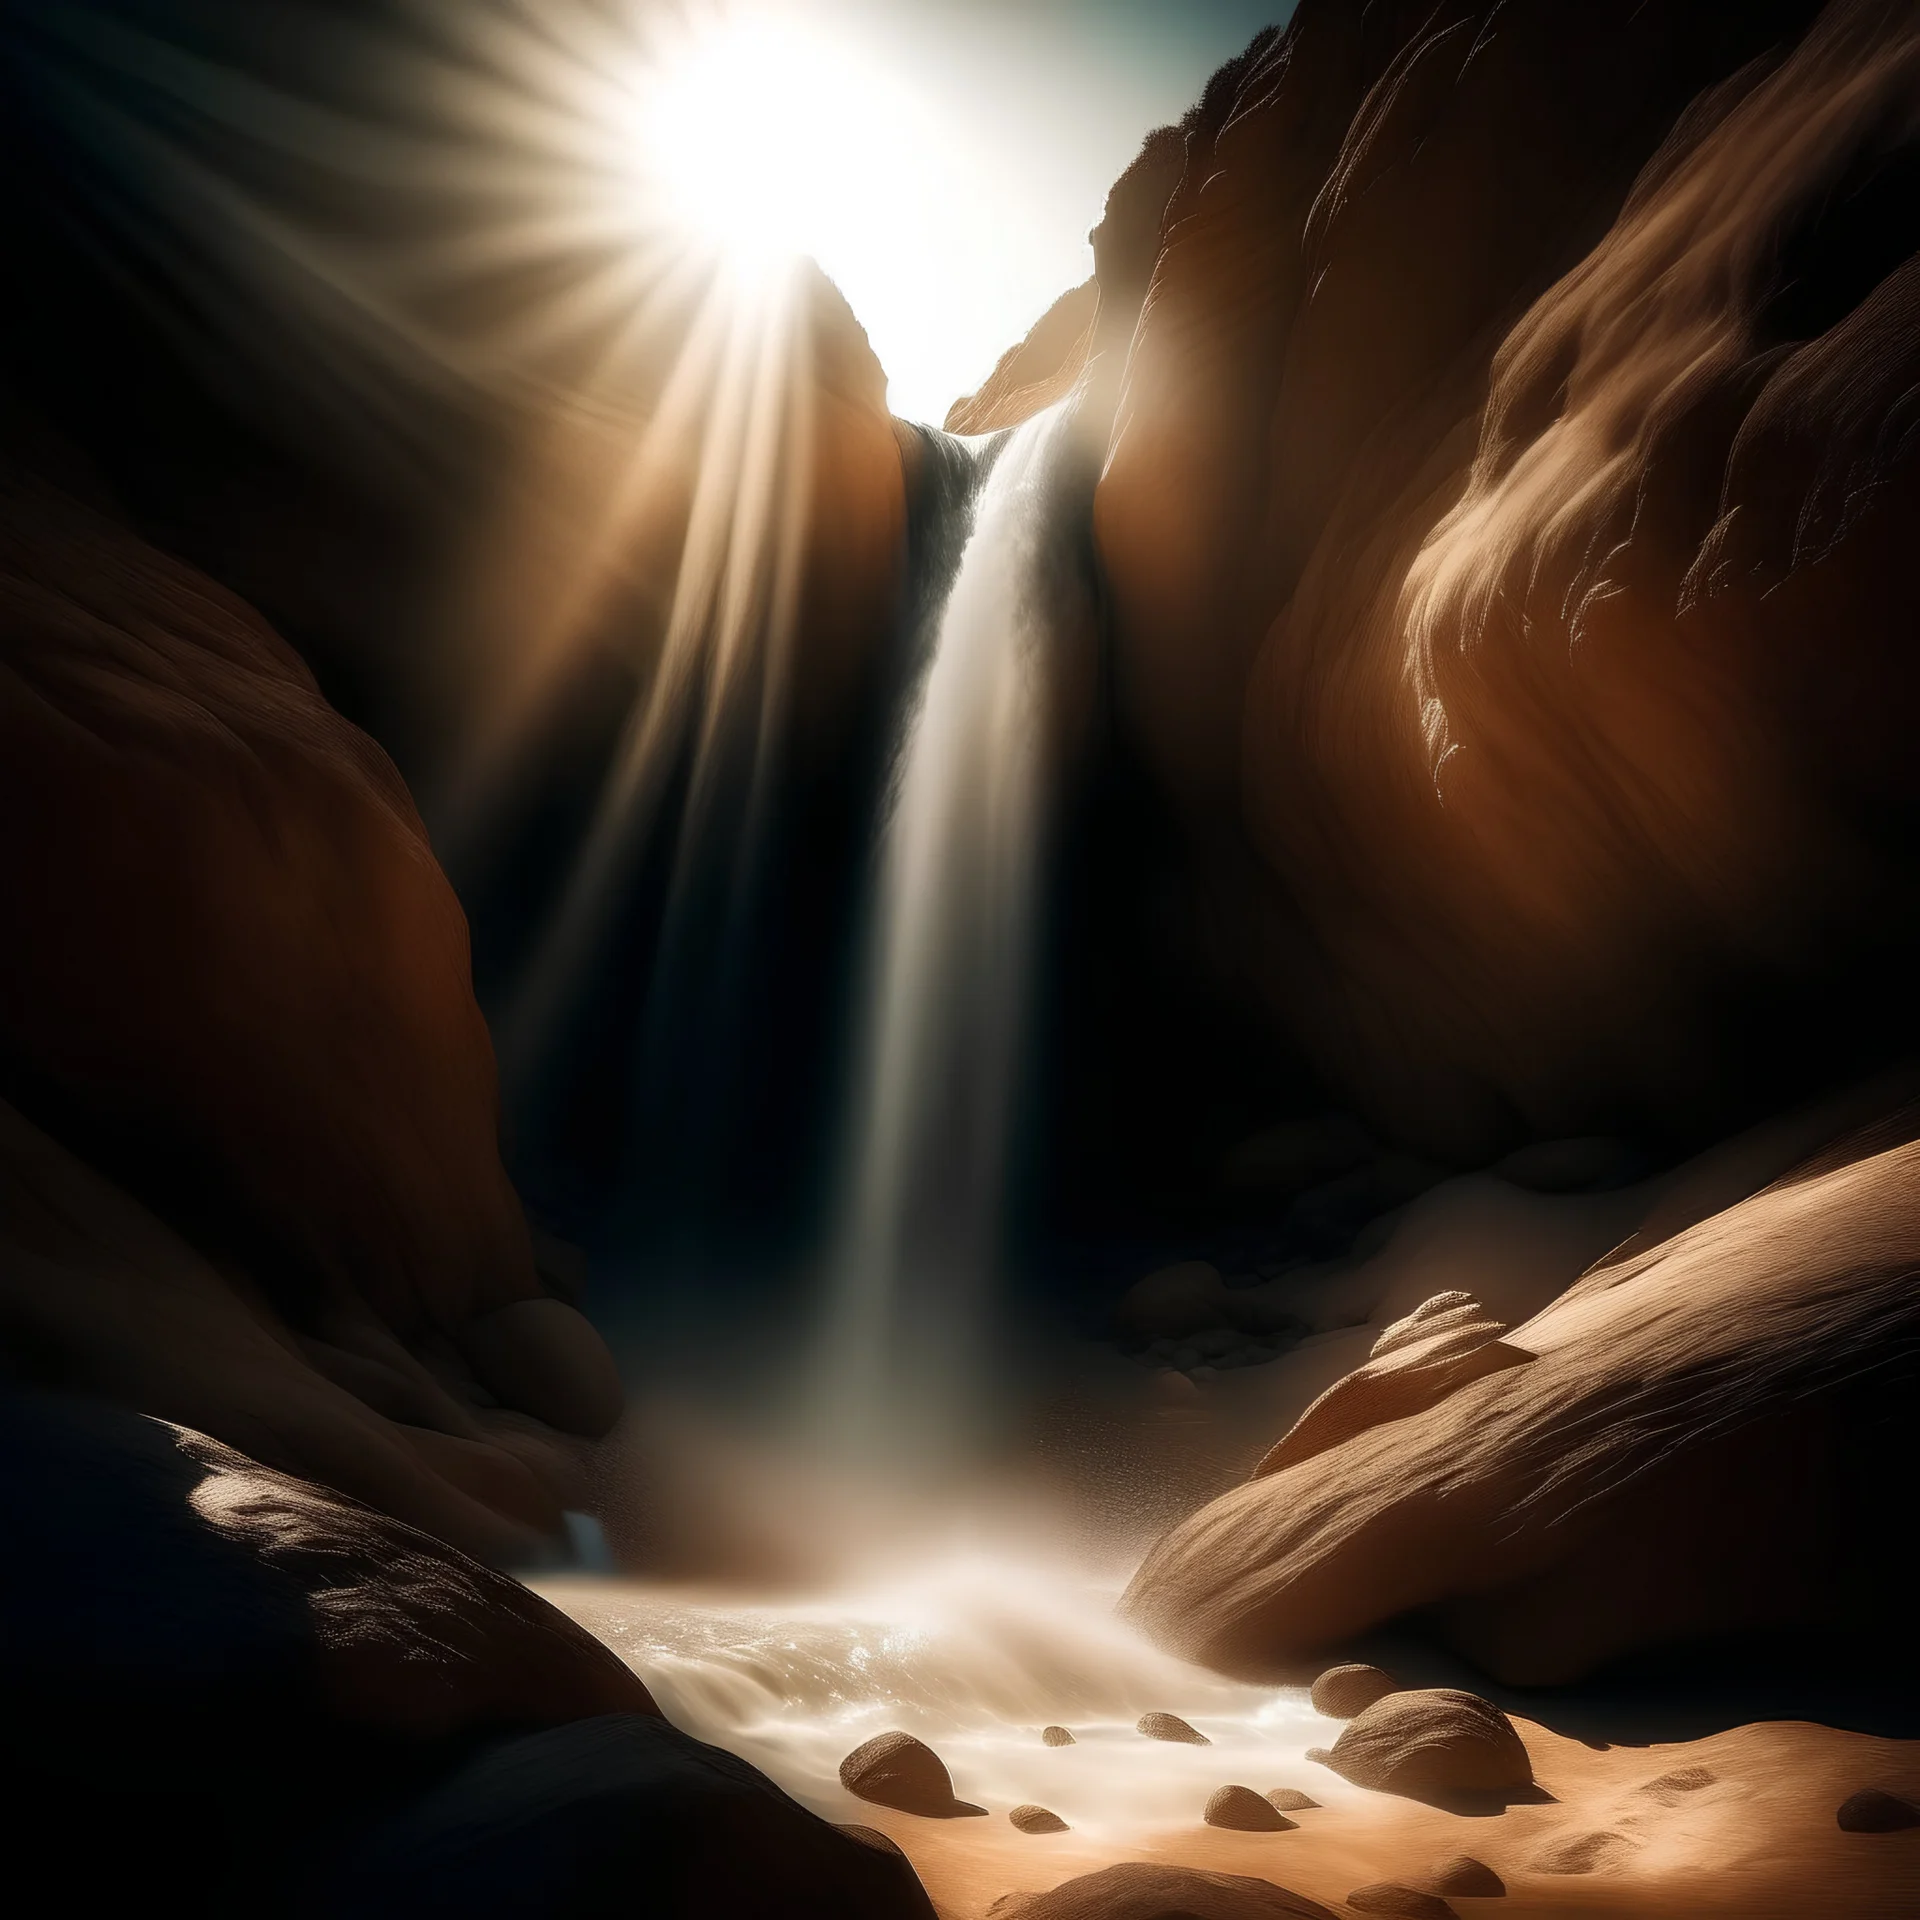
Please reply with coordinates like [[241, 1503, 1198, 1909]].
[[1047, 0, 1920, 1160]]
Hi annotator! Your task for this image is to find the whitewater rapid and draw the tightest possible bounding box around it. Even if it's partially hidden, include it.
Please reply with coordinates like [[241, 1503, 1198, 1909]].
[[536, 1554, 1346, 1840]]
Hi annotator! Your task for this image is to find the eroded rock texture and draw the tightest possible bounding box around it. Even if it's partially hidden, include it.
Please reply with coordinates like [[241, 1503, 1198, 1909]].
[[1124, 1109, 1920, 1684], [1076, 0, 1920, 1158]]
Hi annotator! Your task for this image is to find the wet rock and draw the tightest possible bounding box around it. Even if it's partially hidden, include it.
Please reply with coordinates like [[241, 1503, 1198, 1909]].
[[838, 1732, 986, 1818], [1427, 1856, 1504, 1898], [989, 1862, 1338, 1919], [1347, 1888, 1456, 1919], [1138, 1711, 1210, 1745], [1838, 1788, 1920, 1833], [1530, 1830, 1632, 1874], [1323, 1691, 1531, 1801], [1310, 1663, 1399, 1719], [1010, 1804, 1070, 1834], [1041, 1725, 1076, 1747], [1266, 1787, 1320, 1811], [1205, 1784, 1296, 1831]]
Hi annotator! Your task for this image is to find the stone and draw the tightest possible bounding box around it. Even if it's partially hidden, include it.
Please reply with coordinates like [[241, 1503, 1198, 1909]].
[[1138, 1711, 1210, 1744], [989, 1862, 1338, 1919], [1266, 1788, 1320, 1811], [1426, 1856, 1504, 1897], [1010, 1804, 1070, 1834], [1838, 1789, 1920, 1833], [1346, 1888, 1456, 1919], [1322, 1691, 1532, 1801], [1309, 1664, 1399, 1719], [838, 1732, 986, 1818], [1041, 1725, 1076, 1747], [1205, 1784, 1296, 1831]]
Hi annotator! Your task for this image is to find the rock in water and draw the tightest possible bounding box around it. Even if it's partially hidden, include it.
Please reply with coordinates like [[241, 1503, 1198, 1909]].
[[1138, 1711, 1210, 1744], [1838, 1789, 1920, 1833], [1205, 1784, 1295, 1831], [1010, 1804, 1070, 1834], [1041, 1725, 1077, 1747], [1266, 1788, 1319, 1811], [1427, 1856, 1504, 1897], [1347, 1888, 1457, 1919], [1324, 1690, 1531, 1800], [838, 1732, 985, 1818], [1309, 1663, 1398, 1718], [989, 1863, 1338, 1919]]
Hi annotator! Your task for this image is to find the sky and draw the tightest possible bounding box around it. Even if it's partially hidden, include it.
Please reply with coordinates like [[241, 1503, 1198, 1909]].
[[640, 0, 1295, 421]]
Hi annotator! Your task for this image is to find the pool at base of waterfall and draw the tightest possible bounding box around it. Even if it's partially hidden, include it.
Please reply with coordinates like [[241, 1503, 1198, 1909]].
[[534, 1554, 1346, 1839]]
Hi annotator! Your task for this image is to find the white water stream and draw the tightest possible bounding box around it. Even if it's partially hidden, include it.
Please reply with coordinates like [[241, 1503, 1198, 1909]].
[[540, 1554, 1344, 1837]]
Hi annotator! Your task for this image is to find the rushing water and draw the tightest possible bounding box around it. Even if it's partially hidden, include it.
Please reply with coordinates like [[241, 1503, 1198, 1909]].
[[811, 399, 1087, 1465], [538, 1554, 1343, 1839]]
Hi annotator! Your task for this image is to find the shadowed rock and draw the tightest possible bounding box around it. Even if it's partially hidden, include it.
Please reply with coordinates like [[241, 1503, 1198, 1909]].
[[1347, 1888, 1456, 1919], [1009, 1804, 1070, 1834], [839, 1732, 986, 1818], [1838, 1789, 1920, 1833], [1042, 1725, 1077, 1747], [1205, 1784, 1296, 1831], [1427, 1857, 1504, 1898], [1138, 1711, 1210, 1744], [987, 1862, 1338, 1919], [1323, 1692, 1531, 1801], [1310, 1664, 1399, 1719]]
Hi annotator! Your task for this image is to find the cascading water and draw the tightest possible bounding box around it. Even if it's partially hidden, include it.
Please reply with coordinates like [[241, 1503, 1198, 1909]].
[[536, 393, 1331, 1844], [810, 398, 1087, 1464]]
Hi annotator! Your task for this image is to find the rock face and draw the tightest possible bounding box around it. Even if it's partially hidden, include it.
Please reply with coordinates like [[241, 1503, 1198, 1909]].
[[838, 1733, 986, 1818], [1309, 1664, 1399, 1719], [1138, 1711, 1211, 1744], [1320, 1691, 1532, 1801], [1124, 1117, 1920, 1684], [988, 1863, 1337, 1920], [1204, 1784, 1296, 1831], [1046, 0, 1920, 1161]]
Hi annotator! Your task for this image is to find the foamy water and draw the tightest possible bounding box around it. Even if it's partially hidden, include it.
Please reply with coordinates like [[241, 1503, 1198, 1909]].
[[537, 1554, 1347, 1839]]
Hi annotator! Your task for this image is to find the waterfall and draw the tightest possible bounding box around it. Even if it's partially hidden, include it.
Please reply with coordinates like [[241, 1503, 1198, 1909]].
[[811, 398, 1085, 1465]]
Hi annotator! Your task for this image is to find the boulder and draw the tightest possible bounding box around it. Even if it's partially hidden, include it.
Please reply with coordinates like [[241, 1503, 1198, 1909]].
[[838, 1733, 985, 1818], [1321, 1692, 1531, 1802], [1042, 1725, 1077, 1747], [1346, 1890, 1456, 1920], [1009, 1804, 1070, 1834], [320, 1715, 938, 1919], [1426, 1856, 1504, 1897], [1310, 1664, 1399, 1719], [988, 1863, 1337, 1919], [1123, 1123, 1920, 1685], [1837, 1789, 1920, 1833], [1205, 1784, 1296, 1831], [1267, 1788, 1320, 1811], [1138, 1711, 1210, 1745]]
